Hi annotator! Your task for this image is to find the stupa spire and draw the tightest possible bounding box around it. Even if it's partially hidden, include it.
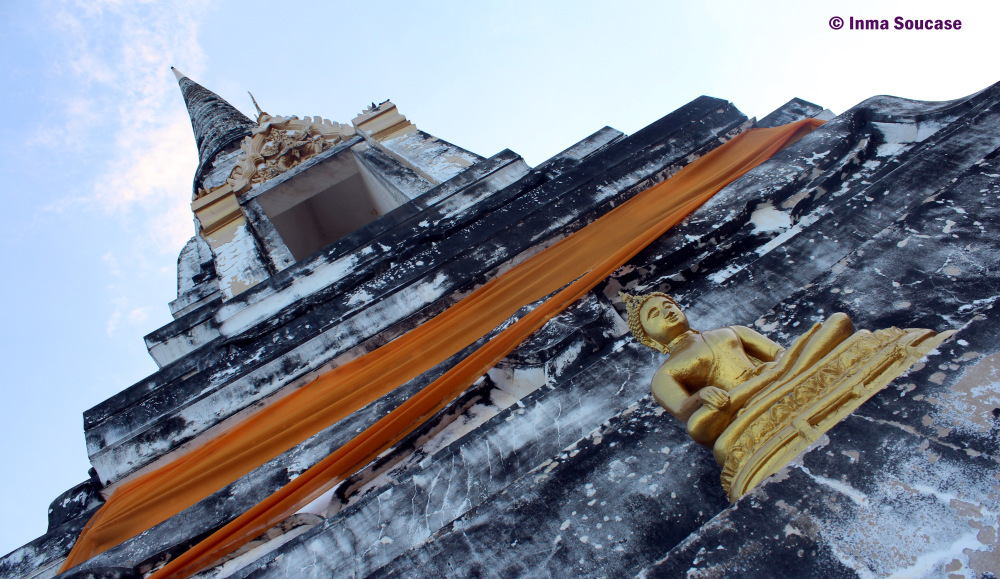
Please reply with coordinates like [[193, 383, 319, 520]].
[[171, 67, 255, 193]]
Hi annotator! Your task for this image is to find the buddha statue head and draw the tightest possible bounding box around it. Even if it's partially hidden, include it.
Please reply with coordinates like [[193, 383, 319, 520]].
[[620, 292, 693, 353]]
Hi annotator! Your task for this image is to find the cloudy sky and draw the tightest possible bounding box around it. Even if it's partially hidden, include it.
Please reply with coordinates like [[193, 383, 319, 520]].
[[1, 0, 997, 558]]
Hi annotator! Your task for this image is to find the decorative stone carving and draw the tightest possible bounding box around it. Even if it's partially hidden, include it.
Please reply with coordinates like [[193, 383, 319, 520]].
[[621, 292, 954, 501], [198, 113, 357, 198]]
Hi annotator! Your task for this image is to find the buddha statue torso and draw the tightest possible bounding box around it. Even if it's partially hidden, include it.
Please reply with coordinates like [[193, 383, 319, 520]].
[[664, 328, 762, 393]]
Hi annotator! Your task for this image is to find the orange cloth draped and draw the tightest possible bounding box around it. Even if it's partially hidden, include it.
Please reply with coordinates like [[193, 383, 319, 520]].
[[61, 119, 822, 576]]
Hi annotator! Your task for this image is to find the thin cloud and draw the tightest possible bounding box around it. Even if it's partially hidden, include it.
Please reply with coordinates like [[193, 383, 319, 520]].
[[127, 307, 150, 325], [101, 251, 121, 278], [105, 296, 125, 337], [46, 0, 211, 224], [42, 1, 217, 339]]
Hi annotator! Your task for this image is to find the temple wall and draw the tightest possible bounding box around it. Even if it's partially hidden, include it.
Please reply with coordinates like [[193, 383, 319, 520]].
[[4, 85, 1000, 579]]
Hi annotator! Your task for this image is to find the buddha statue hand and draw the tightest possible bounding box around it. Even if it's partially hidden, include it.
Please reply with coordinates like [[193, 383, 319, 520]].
[[698, 386, 730, 410]]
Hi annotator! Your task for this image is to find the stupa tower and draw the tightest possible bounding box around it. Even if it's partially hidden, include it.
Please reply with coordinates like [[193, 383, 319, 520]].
[[3, 73, 999, 579], [172, 67, 256, 195]]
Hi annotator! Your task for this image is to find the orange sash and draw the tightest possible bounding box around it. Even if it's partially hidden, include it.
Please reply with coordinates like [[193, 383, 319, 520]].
[[61, 119, 822, 576]]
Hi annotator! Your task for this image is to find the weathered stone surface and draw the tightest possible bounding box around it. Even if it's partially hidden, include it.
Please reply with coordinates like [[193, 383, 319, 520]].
[[757, 96, 828, 129], [329, 396, 727, 579], [236, 85, 1000, 578], [378, 130, 483, 185], [168, 234, 220, 319], [7, 81, 1000, 579], [641, 402, 999, 578]]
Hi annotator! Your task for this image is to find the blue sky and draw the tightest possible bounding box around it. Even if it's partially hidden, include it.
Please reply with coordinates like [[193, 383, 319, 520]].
[[1, 0, 997, 558]]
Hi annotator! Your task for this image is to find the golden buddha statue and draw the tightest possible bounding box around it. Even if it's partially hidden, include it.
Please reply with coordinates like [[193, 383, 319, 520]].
[[621, 291, 953, 500]]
